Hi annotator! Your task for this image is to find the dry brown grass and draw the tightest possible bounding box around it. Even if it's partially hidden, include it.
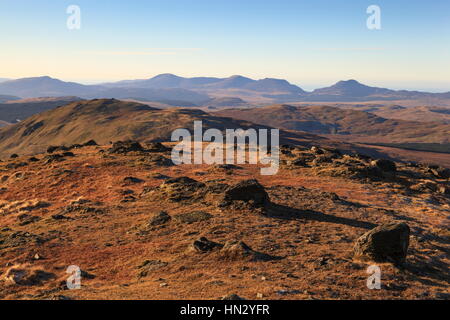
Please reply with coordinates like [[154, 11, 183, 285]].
[[0, 144, 448, 300]]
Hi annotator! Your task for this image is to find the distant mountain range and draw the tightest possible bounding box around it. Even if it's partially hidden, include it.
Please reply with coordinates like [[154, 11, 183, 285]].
[[0, 94, 20, 103], [102, 74, 305, 94], [0, 97, 82, 123], [0, 75, 449, 105]]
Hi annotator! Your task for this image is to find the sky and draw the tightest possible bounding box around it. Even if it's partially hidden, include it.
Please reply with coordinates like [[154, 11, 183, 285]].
[[0, 0, 449, 91]]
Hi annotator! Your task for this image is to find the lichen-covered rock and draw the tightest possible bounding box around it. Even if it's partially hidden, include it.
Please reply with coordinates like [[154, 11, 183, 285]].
[[353, 222, 410, 265]]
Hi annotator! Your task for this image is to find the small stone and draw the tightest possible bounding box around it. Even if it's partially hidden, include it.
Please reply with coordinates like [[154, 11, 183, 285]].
[[222, 294, 245, 300], [149, 211, 171, 226]]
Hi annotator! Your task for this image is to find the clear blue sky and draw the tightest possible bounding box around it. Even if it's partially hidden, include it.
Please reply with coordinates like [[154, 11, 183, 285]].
[[0, 0, 449, 91]]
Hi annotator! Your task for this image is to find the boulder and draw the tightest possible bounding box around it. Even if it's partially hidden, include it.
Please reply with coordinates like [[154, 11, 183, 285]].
[[371, 159, 397, 172], [311, 146, 324, 155], [192, 237, 223, 253], [149, 211, 171, 226], [353, 222, 410, 265], [220, 179, 270, 209], [2, 264, 55, 286], [83, 140, 98, 147], [109, 140, 144, 154], [219, 240, 267, 261], [47, 145, 70, 153], [146, 142, 171, 153], [158, 177, 206, 202]]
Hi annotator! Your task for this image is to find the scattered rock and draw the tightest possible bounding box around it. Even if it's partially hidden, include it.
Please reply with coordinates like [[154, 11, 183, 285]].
[[51, 214, 71, 220], [192, 237, 223, 253], [137, 260, 169, 277], [17, 214, 41, 226], [430, 167, 450, 179], [123, 176, 144, 184], [62, 152, 75, 157], [353, 222, 410, 265], [222, 294, 245, 300], [218, 240, 276, 262], [33, 253, 43, 260], [220, 179, 270, 210], [146, 142, 171, 153], [175, 211, 213, 224], [154, 177, 206, 202], [47, 145, 69, 153], [109, 140, 144, 154], [276, 289, 301, 296], [83, 140, 98, 147], [44, 153, 66, 164], [143, 154, 174, 167], [371, 159, 397, 172], [1, 264, 55, 286], [149, 211, 171, 226]]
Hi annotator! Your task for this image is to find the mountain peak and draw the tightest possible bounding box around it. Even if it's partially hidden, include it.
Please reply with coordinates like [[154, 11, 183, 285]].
[[335, 79, 366, 87], [151, 73, 181, 79]]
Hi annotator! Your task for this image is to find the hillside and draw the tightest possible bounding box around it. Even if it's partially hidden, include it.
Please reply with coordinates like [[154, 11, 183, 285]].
[[0, 99, 332, 157], [368, 106, 450, 124], [214, 105, 450, 145], [0, 140, 448, 300]]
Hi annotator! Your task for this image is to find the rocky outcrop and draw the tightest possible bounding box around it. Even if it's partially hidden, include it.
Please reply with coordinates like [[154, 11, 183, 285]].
[[353, 222, 410, 265], [219, 179, 270, 210]]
